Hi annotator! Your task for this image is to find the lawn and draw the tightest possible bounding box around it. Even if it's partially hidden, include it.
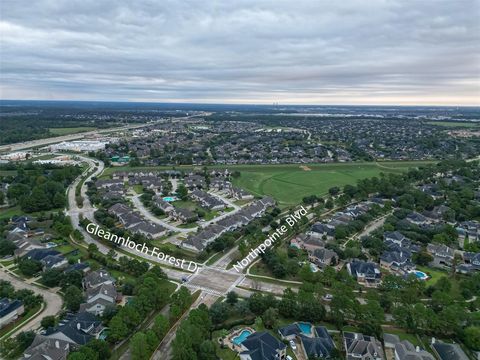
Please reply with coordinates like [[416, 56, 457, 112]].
[[49, 127, 96, 135], [132, 185, 144, 194], [0, 205, 21, 220], [230, 161, 435, 207], [416, 265, 449, 285], [172, 200, 198, 210]]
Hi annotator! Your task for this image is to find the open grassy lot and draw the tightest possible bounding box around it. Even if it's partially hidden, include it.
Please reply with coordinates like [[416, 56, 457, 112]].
[[49, 127, 96, 135], [231, 161, 435, 207]]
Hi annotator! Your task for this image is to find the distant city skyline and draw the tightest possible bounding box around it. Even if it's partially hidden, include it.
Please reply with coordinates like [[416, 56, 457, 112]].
[[1, 0, 479, 106]]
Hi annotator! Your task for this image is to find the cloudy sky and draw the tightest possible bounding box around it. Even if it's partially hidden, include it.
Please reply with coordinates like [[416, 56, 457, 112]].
[[1, 0, 479, 105]]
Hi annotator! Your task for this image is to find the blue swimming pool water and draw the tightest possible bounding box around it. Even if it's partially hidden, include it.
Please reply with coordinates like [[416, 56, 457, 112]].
[[298, 322, 312, 335], [233, 330, 252, 345], [415, 270, 428, 279], [163, 196, 176, 202]]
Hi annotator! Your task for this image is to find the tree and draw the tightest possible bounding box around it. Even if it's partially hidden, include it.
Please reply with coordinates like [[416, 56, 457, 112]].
[[67, 346, 98, 360], [18, 259, 43, 277], [41, 269, 63, 287], [53, 192, 66, 208], [261, 307, 279, 329], [413, 251, 433, 266], [209, 302, 230, 324], [0, 239, 16, 256], [85, 339, 111, 359], [145, 329, 159, 352], [329, 187, 340, 196], [198, 340, 217, 360], [226, 291, 238, 305], [41, 315, 56, 329], [108, 315, 129, 343], [463, 326, 480, 351], [177, 184, 188, 201], [153, 314, 169, 340], [64, 285, 83, 311]]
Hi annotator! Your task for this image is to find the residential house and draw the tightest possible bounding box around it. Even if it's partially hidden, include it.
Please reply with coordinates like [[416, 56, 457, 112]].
[[308, 222, 335, 240], [384, 231, 407, 246], [229, 187, 254, 200], [395, 340, 435, 360], [347, 261, 382, 286], [309, 248, 338, 267], [298, 326, 336, 359], [380, 243, 413, 273], [426, 244, 454, 268], [129, 221, 166, 238], [22, 335, 71, 360], [41, 254, 68, 270], [456, 221, 480, 243], [170, 207, 197, 223], [457, 252, 480, 274], [24, 248, 62, 262], [153, 196, 174, 213], [343, 332, 385, 360], [190, 190, 226, 210], [80, 283, 119, 316], [406, 212, 429, 226], [431, 340, 469, 360], [0, 298, 24, 328], [46, 312, 103, 346], [239, 331, 287, 360], [83, 269, 115, 290]]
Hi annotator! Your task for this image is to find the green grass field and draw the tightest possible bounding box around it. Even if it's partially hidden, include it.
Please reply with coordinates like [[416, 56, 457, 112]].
[[230, 161, 435, 206], [49, 127, 96, 135], [101, 161, 434, 207]]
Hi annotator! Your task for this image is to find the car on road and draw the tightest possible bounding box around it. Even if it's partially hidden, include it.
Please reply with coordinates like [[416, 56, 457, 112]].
[[289, 340, 296, 350], [181, 276, 189, 283], [322, 293, 333, 301]]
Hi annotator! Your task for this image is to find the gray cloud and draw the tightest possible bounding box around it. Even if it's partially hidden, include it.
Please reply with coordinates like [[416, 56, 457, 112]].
[[0, 0, 479, 104]]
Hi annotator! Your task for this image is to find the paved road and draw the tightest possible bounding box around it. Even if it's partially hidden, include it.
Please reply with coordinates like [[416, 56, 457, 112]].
[[0, 267, 63, 338], [211, 245, 240, 269], [0, 123, 152, 153], [131, 195, 197, 233], [66, 156, 111, 255]]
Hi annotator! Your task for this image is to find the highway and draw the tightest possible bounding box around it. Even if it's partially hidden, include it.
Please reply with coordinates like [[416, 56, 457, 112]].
[[0, 123, 152, 153]]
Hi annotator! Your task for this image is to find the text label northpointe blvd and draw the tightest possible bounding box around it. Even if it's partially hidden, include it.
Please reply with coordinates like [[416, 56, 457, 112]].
[[233, 206, 308, 273]]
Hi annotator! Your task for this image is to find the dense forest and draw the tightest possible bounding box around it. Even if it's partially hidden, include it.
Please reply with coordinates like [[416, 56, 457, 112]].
[[1, 163, 82, 212]]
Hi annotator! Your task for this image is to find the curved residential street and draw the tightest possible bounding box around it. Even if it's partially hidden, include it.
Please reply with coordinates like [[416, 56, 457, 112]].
[[130, 195, 197, 233], [66, 156, 111, 255], [0, 266, 63, 339]]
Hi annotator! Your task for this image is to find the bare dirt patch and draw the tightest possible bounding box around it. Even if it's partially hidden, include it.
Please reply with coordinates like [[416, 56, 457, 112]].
[[299, 165, 312, 171]]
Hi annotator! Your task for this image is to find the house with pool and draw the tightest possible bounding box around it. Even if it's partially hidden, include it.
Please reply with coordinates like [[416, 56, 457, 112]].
[[279, 322, 336, 359], [238, 331, 287, 360]]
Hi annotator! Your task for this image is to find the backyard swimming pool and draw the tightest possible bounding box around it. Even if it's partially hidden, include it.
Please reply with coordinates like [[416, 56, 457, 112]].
[[163, 196, 178, 202], [409, 270, 429, 280], [298, 322, 313, 335], [232, 330, 253, 345]]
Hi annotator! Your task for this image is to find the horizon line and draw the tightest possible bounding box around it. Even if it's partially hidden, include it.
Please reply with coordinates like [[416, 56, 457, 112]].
[[1, 98, 479, 108]]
